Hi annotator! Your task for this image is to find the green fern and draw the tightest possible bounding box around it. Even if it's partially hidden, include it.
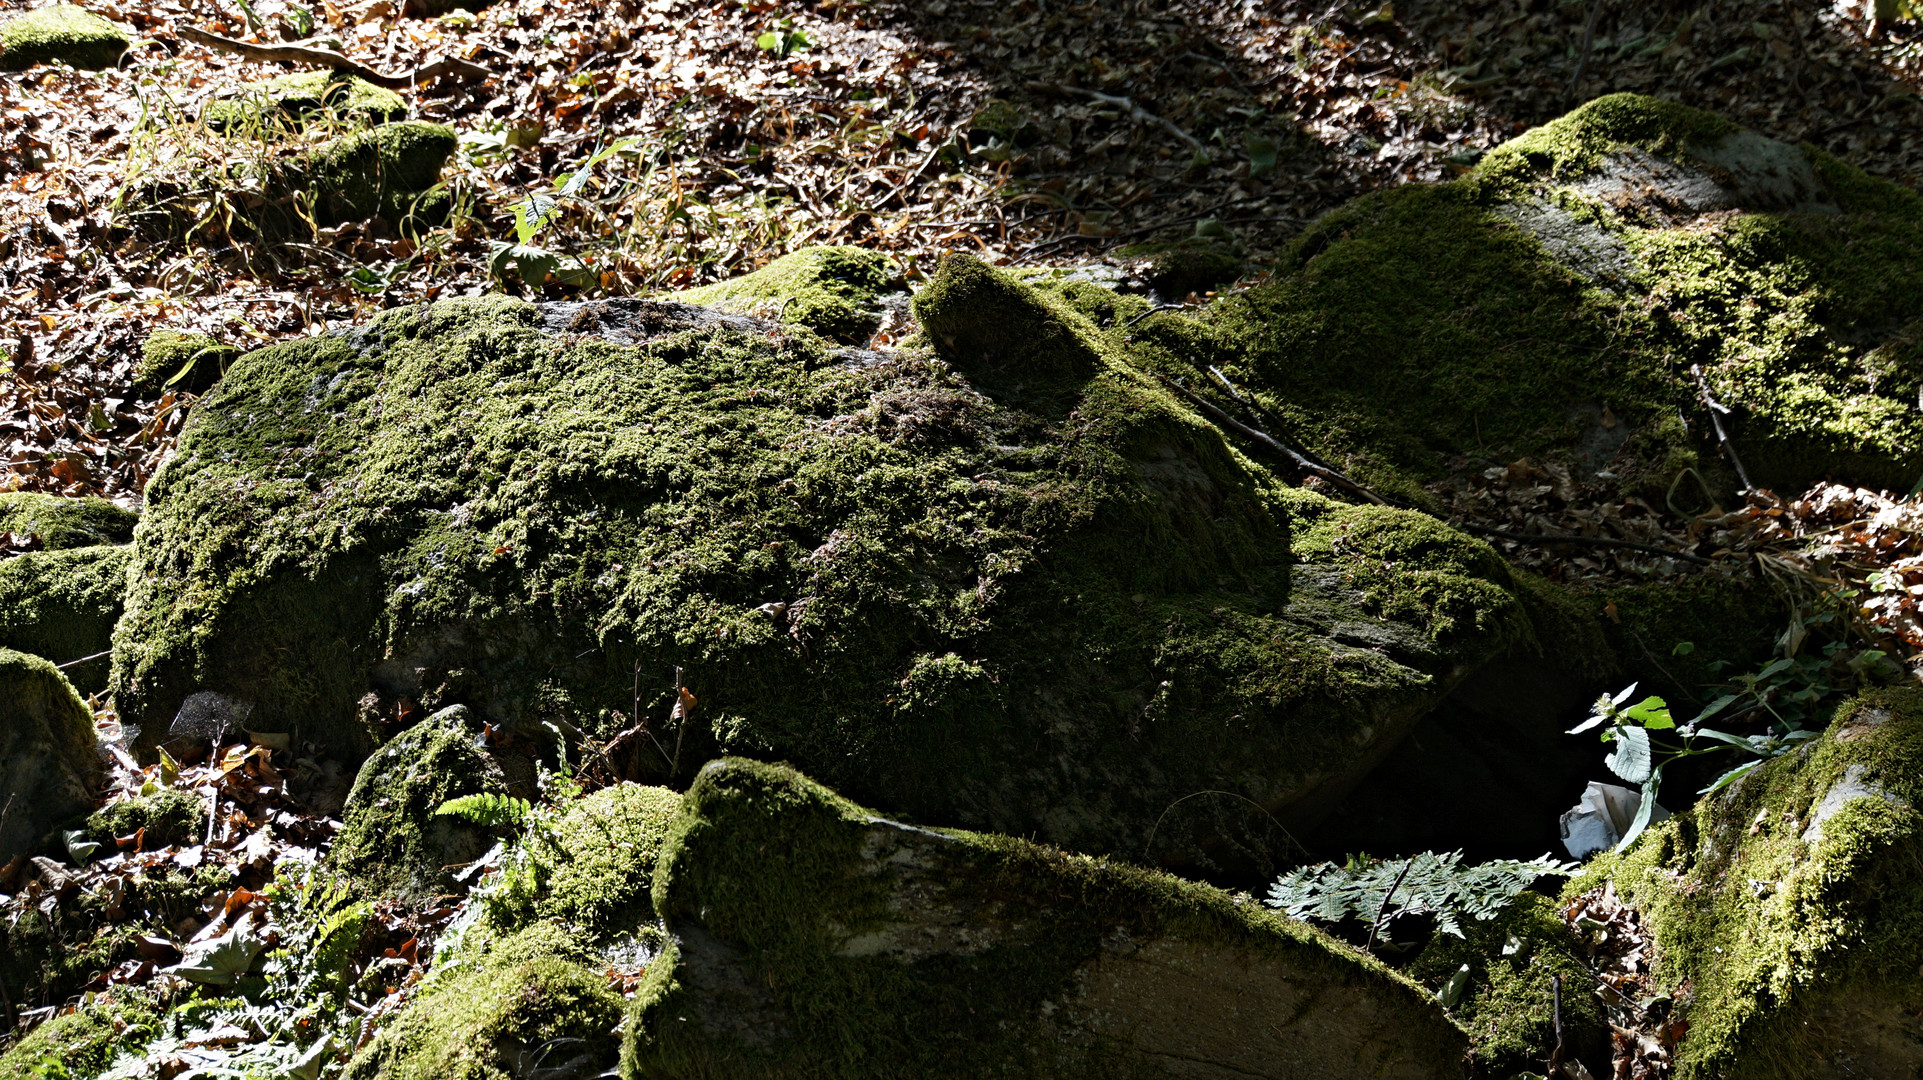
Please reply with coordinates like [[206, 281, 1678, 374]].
[[434, 792, 532, 828], [1266, 850, 1575, 941]]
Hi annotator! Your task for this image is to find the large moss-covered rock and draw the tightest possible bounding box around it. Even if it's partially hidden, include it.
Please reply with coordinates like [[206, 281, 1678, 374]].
[[623, 758, 1469, 1079], [1184, 93, 1923, 500], [0, 544, 130, 691], [110, 253, 1581, 872], [0, 492, 137, 548], [673, 245, 901, 344], [328, 705, 508, 898], [203, 70, 407, 135], [0, 989, 158, 1080], [0, 647, 100, 860], [1585, 687, 1923, 1078], [0, 4, 126, 71]]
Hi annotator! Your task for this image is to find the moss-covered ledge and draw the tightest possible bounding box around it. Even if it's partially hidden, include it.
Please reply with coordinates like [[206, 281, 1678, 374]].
[[1578, 687, 1923, 1078], [624, 758, 1470, 1079], [0, 5, 127, 71]]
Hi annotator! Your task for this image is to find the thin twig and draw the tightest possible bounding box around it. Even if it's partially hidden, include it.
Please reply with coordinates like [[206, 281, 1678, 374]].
[[1157, 374, 1390, 506], [1547, 972, 1567, 1076], [175, 26, 493, 89], [1122, 302, 1185, 328], [1690, 364, 1756, 493], [1045, 83, 1207, 158], [1365, 858, 1415, 956], [1141, 789, 1308, 862], [1455, 520, 1712, 565], [57, 649, 111, 670], [1567, 0, 1606, 104]]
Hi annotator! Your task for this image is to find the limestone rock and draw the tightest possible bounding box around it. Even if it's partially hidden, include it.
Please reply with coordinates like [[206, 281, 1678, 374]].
[[327, 705, 508, 898], [0, 648, 101, 861], [623, 758, 1470, 1079], [1591, 687, 1923, 1078], [671, 245, 902, 344], [1195, 93, 1923, 500], [109, 257, 1582, 873], [0, 5, 126, 71]]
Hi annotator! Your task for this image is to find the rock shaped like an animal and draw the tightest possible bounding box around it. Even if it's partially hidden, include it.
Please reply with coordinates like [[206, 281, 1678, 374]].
[[623, 758, 1470, 1079], [1588, 687, 1923, 1079], [0, 648, 101, 860], [110, 255, 1575, 872]]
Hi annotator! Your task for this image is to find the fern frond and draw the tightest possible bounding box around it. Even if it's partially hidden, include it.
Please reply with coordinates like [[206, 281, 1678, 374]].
[[434, 793, 532, 828]]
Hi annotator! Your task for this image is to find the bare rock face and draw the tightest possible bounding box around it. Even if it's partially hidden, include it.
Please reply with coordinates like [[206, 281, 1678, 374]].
[[0, 648, 101, 861], [624, 758, 1469, 1079]]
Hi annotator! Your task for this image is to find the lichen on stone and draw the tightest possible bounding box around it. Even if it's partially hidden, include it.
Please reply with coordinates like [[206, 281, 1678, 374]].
[[0, 4, 127, 71]]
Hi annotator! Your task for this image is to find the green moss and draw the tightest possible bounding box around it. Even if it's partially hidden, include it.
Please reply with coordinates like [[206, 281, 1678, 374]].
[[0, 492, 137, 548], [1587, 687, 1923, 1078], [476, 783, 681, 944], [624, 757, 1468, 1079], [1118, 240, 1246, 299], [1410, 893, 1608, 1079], [286, 120, 456, 228], [203, 70, 406, 135], [112, 263, 1569, 873], [0, 647, 99, 859], [346, 923, 624, 1080], [1474, 93, 1740, 193], [0, 544, 129, 692], [674, 246, 900, 343], [133, 330, 240, 398], [87, 786, 207, 849], [0, 5, 127, 71], [328, 705, 508, 899], [0, 990, 160, 1080]]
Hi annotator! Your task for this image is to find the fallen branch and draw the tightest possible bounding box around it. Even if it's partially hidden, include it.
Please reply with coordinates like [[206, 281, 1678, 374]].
[[1455, 521, 1712, 565], [1158, 371, 1390, 506], [175, 25, 493, 90], [1689, 363, 1756, 494], [57, 649, 111, 670], [1042, 83, 1207, 159]]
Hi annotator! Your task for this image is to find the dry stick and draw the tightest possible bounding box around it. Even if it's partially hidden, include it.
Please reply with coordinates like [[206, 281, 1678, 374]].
[[1547, 972, 1567, 1077], [1045, 83, 1207, 159], [1156, 374, 1390, 506], [1455, 520, 1712, 565], [1365, 858, 1415, 956], [1566, 0, 1606, 105], [1207, 366, 1364, 488], [1141, 789, 1308, 862], [57, 648, 111, 670], [1690, 363, 1756, 493], [175, 25, 493, 89]]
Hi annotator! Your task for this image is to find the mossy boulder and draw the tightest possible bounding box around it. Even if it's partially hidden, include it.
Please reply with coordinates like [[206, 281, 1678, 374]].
[[1410, 892, 1608, 1079], [0, 647, 100, 860], [86, 785, 207, 849], [328, 705, 508, 899], [345, 923, 625, 1080], [1196, 93, 1923, 500], [622, 758, 1469, 1079], [110, 255, 1583, 873], [203, 70, 407, 135], [0, 544, 130, 691], [133, 330, 240, 397], [0, 4, 126, 71], [0, 989, 158, 1080], [1584, 686, 1923, 1078], [673, 245, 901, 344], [0, 492, 137, 548]]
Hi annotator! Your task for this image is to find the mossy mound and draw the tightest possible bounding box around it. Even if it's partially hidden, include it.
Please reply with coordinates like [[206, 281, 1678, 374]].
[[0, 544, 130, 691], [1410, 893, 1608, 1079], [0, 492, 137, 548], [0, 4, 126, 71], [345, 923, 625, 1080], [622, 757, 1469, 1079], [672, 245, 901, 344], [87, 785, 208, 849], [203, 70, 406, 135], [1583, 687, 1923, 1078], [1197, 93, 1923, 499], [0, 647, 101, 860], [111, 255, 1577, 872], [473, 782, 681, 944], [0, 989, 158, 1079], [133, 330, 240, 397], [328, 705, 508, 899]]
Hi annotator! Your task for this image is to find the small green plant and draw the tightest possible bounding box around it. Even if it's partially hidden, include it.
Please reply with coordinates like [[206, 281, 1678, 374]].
[[434, 792, 533, 828], [1266, 850, 1575, 950], [755, 17, 813, 58], [487, 136, 639, 289]]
